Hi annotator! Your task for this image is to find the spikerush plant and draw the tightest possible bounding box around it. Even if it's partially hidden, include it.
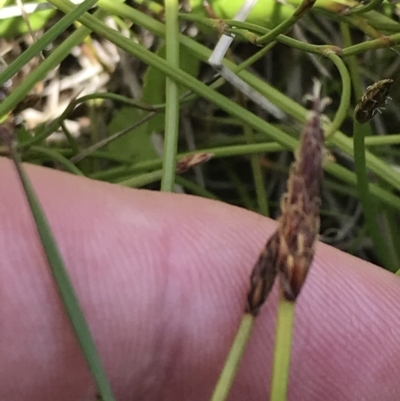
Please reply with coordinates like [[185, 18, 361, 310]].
[[1, 0, 400, 399]]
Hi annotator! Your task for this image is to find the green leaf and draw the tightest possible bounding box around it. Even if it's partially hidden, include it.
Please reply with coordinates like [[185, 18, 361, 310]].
[[107, 107, 159, 161], [107, 43, 200, 159], [142, 43, 200, 134]]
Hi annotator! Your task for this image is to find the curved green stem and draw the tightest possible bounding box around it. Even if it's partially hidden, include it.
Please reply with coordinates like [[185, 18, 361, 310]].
[[325, 53, 351, 138], [256, 0, 316, 45]]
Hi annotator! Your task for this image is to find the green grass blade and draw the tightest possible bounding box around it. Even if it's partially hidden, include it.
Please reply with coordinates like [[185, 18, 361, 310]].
[[1, 129, 116, 401], [161, 0, 180, 192]]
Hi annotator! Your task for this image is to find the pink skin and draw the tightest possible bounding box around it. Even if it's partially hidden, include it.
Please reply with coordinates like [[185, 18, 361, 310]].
[[1, 157, 400, 401]]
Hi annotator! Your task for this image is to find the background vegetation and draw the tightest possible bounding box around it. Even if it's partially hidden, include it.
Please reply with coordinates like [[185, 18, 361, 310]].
[[1, 0, 400, 398]]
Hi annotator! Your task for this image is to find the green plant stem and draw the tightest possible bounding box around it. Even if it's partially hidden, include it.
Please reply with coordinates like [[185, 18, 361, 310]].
[[243, 124, 269, 216], [256, 0, 316, 45], [353, 120, 395, 271], [342, 33, 400, 56], [29, 146, 85, 175], [176, 176, 220, 199], [161, 0, 180, 192], [193, 15, 400, 57], [324, 52, 351, 138], [118, 169, 163, 187], [339, 22, 364, 100], [347, 0, 384, 16], [325, 162, 400, 212], [270, 294, 295, 401], [210, 314, 255, 401], [6, 140, 115, 401], [365, 135, 400, 146], [91, 142, 284, 180]]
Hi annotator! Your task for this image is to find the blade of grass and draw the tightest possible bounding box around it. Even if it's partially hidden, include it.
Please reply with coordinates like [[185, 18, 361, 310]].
[[243, 124, 269, 216], [324, 52, 351, 138], [0, 127, 115, 401]]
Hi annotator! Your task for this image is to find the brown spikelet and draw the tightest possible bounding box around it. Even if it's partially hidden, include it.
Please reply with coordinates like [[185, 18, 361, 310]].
[[175, 153, 214, 174], [246, 80, 324, 314], [246, 231, 280, 315], [278, 83, 323, 301]]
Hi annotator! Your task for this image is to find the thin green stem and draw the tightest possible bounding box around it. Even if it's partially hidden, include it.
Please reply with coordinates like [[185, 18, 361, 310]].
[[118, 170, 163, 187], [342, 32, 400, 57], [347, 0, 384, 16], [5, 136, 115, 401], [324, 161, 400, 212], [161, 0, 180, 192], [340, 23, 364, 100], [270, 295, 295, 401], [175, 176, 220, 199], [90, 142, 284, 180], [365, 135, 400, 146], [353, 120, 395, 271], [29, 146, 84, 175], [243, 124, 269, 216], [179, 15, 338, 56], [87, 145, 400, 213], [325, 53, 351, 138], [256, 0, 316, 45], [210, 314, 255, 401]]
